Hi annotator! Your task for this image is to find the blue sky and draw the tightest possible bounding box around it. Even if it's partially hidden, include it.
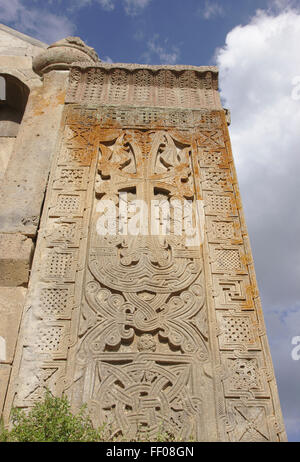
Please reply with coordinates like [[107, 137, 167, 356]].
[[0, 0, 291, 64], [1, 0, 300, 442]]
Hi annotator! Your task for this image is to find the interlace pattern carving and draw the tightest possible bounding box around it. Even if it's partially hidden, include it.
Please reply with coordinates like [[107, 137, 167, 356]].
[[67, 129, 212, 439], [6, 102, 286, 442]]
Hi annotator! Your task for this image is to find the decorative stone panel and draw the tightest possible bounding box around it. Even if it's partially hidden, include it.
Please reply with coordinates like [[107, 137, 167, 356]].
[[3, 61, 286, 442]]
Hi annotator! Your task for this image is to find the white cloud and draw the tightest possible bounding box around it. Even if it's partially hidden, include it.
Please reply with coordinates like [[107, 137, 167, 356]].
[[102, 55, 113, 63], [269, 0, 297, 12], [216, 9, 300, 307], [143, 34, 180, 65], [200, 1, 224, 20], [68, 0, 114, 12], [123, 0, 151, 16], [67, 0, 91, 10], [0, 0, 75, 43], [133, 29, 145, 41], [216, 9, 300, 439], [70, 0, 150, 15], [97, 0, 115, 11], [0, 0, 21, 22]]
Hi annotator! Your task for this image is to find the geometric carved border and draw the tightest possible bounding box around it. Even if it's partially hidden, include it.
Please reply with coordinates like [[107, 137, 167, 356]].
[[66, 65, 221, 111], [197, 109, 287, 441], [216, 311, 261, 351], [198, 148, 228, 168], [203, 191, 238, 217], [33, 283, 75, 320], [53, 166, 90, 191], [49, 191, 86, 218], [13, 360, 67, 408], [45, 218, 82, 248], [4, 106, 99, 420], [221, 351, 270, 399], [24, 320, 71, 360], [212, 275, 254, 310], [206, 216, 242, 244], [200, 168, 233, 192], [225, 398, 278, 442], [41, 249, 78, 283], [209, 244, 248, 275]]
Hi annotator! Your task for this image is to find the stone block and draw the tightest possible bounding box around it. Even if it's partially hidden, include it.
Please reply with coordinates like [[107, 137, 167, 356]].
[[0, 234, 33, 286], [0, 71, 69, 237], [0, 287, 26, 364]]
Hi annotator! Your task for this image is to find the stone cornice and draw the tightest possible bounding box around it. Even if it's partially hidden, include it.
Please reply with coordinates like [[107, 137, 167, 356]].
[[70, 61, 219, 75], [66, 63, 221, 110]]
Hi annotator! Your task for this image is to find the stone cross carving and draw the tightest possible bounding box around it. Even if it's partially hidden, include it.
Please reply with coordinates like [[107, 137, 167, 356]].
[[3, 62, 287, 442]]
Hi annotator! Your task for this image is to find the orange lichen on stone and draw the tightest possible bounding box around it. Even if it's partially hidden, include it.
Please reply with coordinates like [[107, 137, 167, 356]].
[[31, 89, 66, 117]]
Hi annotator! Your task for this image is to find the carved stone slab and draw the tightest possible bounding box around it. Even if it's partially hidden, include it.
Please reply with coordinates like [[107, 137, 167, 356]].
[[4, 66, 287, 442]]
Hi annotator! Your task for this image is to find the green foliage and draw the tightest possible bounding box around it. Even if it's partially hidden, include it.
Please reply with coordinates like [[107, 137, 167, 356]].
[[1, 390, 105, 442], [0, 417, 10, 442], [0, 390, 188, 442]]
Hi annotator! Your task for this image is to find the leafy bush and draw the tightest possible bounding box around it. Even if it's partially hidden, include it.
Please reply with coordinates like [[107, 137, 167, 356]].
[[0, 390, 183, 442], [0, 390, 104, 442]]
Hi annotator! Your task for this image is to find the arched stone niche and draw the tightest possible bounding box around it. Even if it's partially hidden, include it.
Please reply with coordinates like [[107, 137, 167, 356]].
[[0, 74, 29, 180], [0, 74, 29, 136]]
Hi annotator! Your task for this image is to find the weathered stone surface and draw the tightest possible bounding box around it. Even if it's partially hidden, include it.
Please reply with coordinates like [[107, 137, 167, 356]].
[[0, 138, 15, 182], [0, 25, 47, 67], [0, 26, 46, 185], [0, 56, 32, 68], [0, 70, 69, 236], [0, 24, 47, 58], [0, 287, 26, 363], [0, 364, 11, 415], [0, 234, 33, 286]]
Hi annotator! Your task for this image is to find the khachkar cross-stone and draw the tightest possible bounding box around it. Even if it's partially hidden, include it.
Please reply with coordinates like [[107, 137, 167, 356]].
[[74, 128, 209, 440], [3, 38, 287, 441]]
